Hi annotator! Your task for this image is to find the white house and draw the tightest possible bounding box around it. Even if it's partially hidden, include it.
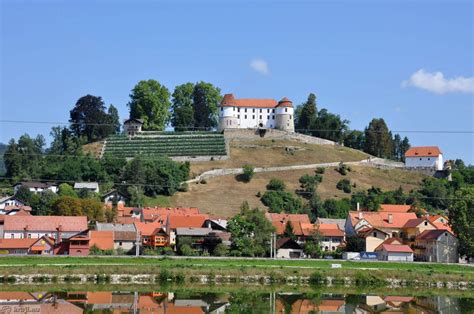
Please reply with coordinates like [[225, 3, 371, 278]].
[[404, 146, 443, 170], [102, 190, 128, 206], [123, 118, 143, 137], [276, 237, 303, 258], [13, 182, 58, 195], [375, 243, 414, 262], [218, 93, 294, 132], [0, 196, 25, 210], [74, 182, 99, 193]]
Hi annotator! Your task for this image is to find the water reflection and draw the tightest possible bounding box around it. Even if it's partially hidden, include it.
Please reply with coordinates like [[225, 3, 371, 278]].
[[0, 291, 471, 313]]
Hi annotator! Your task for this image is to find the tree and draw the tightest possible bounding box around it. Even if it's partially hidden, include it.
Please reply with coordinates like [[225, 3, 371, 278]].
[[58, 183, 78, 198], [296, 93, 317, 132], [299, 173, 322, 197], [345, 236, 365, 252], [49, 126, 83, 155], [4, 134, 45, 180], [14, 186, 34, 204], [106, 104, 121, 134], [266, 178, 286, 191], [399, 136, 411, 161], [127, 186, 145, 207], [128, 80, 171, 130], [284, 222, 296, 240], [311, 109, 349, 143], [192, 81, 221, 130], [227, 202, 275, 257], [344, 130, 365, 150], [69, 95, 115, 142], [364, 118, 393, 158], [336, 179, 352, 193], [51, 196, 83, 216], [241, 165, 255, 183], [448, 187, 474, 259], [171, 83, 195, 131]]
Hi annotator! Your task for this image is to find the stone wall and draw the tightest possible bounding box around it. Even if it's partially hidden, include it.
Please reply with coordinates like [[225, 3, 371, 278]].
[[223, 128, 335, 145]]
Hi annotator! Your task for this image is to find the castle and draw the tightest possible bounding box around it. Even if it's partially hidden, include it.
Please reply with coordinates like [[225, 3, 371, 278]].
[[218, 93, 295, 132]]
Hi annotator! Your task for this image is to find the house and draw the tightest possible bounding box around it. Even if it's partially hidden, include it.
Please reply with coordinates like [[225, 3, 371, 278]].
[[402, 218, 438, 243], [13, 181, 58, 194], [405, 146, 443, 170], [175, 227, 215, 252], [345, 210, 418, 238], [265, 213, 311, 236], [3, 215, 88, 241], [218, 93, 295, 132], [0, 236, 55, 255], [141, 207, 200, 222], [134, 222, 168, 248], [415, 230, 458, 263], [428, 215, 452, 232], [89, 231, 114, 251], [358, 227, 390, 252], [102, 190, 128, 206], [0, 195, 25, 210], [317, 223, 345, 252], [276, 237, 304, 258], [96, 223, 137, 251], [123, 118, 143, 136], [374, 242, 414, 262], [167, 214, 209, 246], [74, 182, 99, 193], [65, 230, 90, 256], [315, 218, 345, 230]]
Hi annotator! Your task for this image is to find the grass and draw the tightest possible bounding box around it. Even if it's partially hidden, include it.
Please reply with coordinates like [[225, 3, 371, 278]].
[[170, 166, 426, 217], [143, 195, 172, 207]]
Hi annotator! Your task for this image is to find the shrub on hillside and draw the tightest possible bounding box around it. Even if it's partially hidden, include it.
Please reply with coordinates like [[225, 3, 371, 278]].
[[315, 167, 326, 174], [337, 179, 352, 193], [336, 162, 351, 175], [266, 178, 286, 191], [241, 165, 255, 182]]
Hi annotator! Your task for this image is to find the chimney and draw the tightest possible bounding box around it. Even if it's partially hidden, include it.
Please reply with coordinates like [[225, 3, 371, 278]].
[[388, 214, 393, 224], [357, 202, 360, 211], [56, 225, 63, 243], [23, 225, 28, 239], [358, 211, 363, 219]]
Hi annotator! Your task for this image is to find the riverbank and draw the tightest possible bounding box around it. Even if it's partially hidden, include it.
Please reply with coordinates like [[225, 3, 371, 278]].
[[0, 256, 472, 289]]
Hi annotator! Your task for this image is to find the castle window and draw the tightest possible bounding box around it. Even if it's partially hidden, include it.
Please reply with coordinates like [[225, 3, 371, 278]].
[[260, 109, 262, 113], [272, 109, 275, 113], [252, 115, 255, 119], [245, 115, 247, 119], [285, 108, 288, 112], [245, 108, 247, 113], [272, 115, 275, 119], [253, 109, 255, 113], [267, 115, 270, 120], [237, 115, 240, 119], [259, 115, 262, 120], [237, 108, 240, 112]]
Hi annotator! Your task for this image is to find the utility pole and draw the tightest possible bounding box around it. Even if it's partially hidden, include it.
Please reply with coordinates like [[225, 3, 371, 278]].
[[270, 233, 273, 258], [135, 231, 140, 257]]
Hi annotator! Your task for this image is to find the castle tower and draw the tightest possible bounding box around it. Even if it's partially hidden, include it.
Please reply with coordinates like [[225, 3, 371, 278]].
[[275, 97, 294, 132], [218, 94, 239, 131]]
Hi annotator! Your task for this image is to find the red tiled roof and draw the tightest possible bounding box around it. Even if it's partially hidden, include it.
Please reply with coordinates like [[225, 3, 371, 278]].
[[416, 229, 453, 240], [317, 223, 345, 237], [349, 211, 417, 229], [4, 215, 88, 232], [142, 207, 200, 222], [134, 222, 165, 236], [116, 216, 140, 224], [221, 93, 293, 109], [403, 218, 436, 228], [265, 213, 311, 235], [374, 237, 404, 251], [0, 238, 37, 249], [379, 204, 412, 213], [167, 214, 208, 229], [376, 244, 413, 253], [405, 146, 442, 157], [89, 231, 114, 250], [4, 205, 32, 212]]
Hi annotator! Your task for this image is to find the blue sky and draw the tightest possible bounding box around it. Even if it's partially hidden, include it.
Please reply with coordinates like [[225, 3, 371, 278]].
[[1, 0, 473, 163]]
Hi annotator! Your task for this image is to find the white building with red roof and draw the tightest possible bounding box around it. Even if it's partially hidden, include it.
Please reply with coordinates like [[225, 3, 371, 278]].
[[218, 93, 294, 131], [404, 146, 443, 170]]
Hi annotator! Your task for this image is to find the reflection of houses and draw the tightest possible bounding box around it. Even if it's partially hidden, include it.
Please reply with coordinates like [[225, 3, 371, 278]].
[[0, 292, 82, 314], [275, 294, 346, 313]]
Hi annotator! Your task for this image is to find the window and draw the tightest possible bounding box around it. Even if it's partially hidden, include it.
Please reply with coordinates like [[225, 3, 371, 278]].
[[233, 107, 235, 111], [245, 115, 247, 119], [285, 108, 288, 112], [267, 115, 270, 120], [272, 109, 275, 113], [220, 107, 223, 111], [252, 115, 255, 119], [424, 221, 428, 226], [373, 232, 377, 237], [290, 115, 292, 119], [28, 234, 31, 238], [10, 234, 14, 239], [428, 158, 431, 160], [237, 108, 240, 112], [259, 109, 262, 113], [259, 115, 262, 120], [267, 109, 270, 113], [420, 158, 422, 160], [272, 115, 275, 119], [245, 108, 247, 113], [252, 109, 255, 113], [237, 115, 240, 119], [119, 242, 123, 246]]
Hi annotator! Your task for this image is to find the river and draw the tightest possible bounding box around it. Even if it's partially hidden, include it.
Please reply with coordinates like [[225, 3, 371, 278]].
[[0, 288, 472, 313]]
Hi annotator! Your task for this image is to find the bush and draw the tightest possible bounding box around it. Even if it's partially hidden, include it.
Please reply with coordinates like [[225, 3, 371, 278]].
[[213, 243, 229, 256], [336, 179, 352, 193], [178, 183, 189, 192], [179, 244, 195, 256], [336, 162, 351, 175], [315, 167, 326, 174], [241, 165, 255, 182], [266, 178, 286, 191]]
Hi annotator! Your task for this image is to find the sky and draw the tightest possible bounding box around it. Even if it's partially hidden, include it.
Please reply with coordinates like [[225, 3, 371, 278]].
[[1, 0, 473, 163]]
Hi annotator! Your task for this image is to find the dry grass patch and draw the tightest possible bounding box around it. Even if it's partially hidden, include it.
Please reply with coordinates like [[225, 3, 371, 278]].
[[83, 141, 104, 157]]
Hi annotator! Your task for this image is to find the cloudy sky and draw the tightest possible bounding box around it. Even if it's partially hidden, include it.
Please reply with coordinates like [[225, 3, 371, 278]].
[[1, 0, 473, 163]]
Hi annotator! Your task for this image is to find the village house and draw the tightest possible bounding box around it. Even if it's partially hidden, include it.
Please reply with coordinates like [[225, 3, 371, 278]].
[[166, 214, 209, 247], [74, 182, 99, 193], [374, 241, 414, 262], [13, 181, 58, 194], [123, 118, 144, 136], [358, 227, 390, 252], [317, 223, 345, 252], [276, 237, 304, 259], [134, 222, 168, 248], [404, 146, 443, 170], [0, 236, 55, 255], [102, 190, 128, 206], [2, 215, 88, 241], [218, 93, 295, 131], [96, 223, 137, 252], [89, 230, 115, 251], [141, 207, 201, 223], [414, 229, 459, 263], [402, 218, 438, 243], [0, 195, 25, 210]]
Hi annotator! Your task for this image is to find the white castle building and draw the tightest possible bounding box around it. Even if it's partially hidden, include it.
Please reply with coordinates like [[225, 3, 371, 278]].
[[218, 93, 295, 132]]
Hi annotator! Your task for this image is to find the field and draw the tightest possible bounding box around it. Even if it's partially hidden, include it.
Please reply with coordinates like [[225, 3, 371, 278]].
[[171, 165, 426, 217]]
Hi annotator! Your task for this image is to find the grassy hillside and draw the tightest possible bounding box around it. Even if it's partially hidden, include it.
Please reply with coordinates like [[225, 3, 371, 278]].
[[171, 165, 427, 217]]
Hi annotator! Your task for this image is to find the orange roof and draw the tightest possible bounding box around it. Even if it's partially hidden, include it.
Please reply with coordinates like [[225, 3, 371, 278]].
[[403, 218, 436, 228], [167, 214, 209, 229], [86, 291, 113, 304], [317, 223, 345, 237], [265, 213, 311, 235], [116, 216, 140, 224], [89, 231, 114, 250], [0, 292, 36, 300], [405, 146, 441, 157], [379, 204, 412, 213], [0, 238, 37, 249], [4, 215, 88, 232], [349, 211, 417, 229], [376, 244, 413, 253], [135, 222, 165, 236], [221, 93, 293, 109]]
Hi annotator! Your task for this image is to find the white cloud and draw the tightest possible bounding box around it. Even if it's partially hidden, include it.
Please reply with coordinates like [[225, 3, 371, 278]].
[[249, 58, 269, 75], [402, 69, 474, 94]]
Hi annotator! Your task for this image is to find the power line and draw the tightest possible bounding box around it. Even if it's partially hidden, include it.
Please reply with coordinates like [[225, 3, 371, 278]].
[[1, 119, 473, 134]]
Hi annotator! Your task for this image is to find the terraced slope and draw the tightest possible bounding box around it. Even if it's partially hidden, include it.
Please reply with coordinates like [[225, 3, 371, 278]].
[[102, 132, 227, 158]]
